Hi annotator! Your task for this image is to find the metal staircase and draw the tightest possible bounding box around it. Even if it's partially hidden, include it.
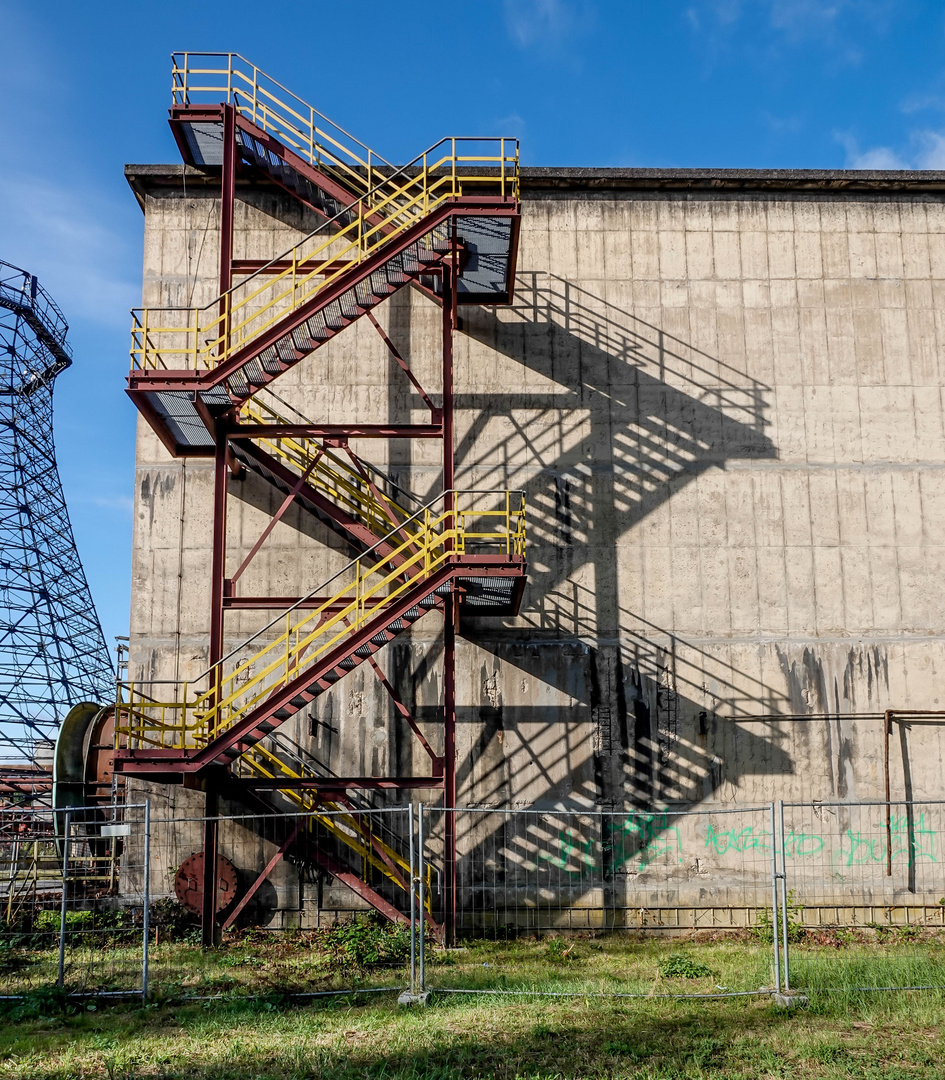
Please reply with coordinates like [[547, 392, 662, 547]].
[[121, 54, 525, 939], [117, 489, 525, 774]]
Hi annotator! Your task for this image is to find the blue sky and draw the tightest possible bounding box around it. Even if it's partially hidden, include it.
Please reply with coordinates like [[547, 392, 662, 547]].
[[2, 0, 944, 648]]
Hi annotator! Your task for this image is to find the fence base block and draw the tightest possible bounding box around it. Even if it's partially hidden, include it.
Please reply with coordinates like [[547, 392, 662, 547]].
[[398, 990, 431, 1007], [772, 991, 809, 1009]]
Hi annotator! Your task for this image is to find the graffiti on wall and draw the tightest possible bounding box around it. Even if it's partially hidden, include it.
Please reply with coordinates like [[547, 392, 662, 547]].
[[537, 811, 938, 878]]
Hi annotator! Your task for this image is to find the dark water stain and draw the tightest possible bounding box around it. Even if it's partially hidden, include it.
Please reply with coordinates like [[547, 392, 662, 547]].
[[587, 647, 605, 804], [777, 646, 836, 795], [626, 665, 654, 808], [554, 475, 573, 547]]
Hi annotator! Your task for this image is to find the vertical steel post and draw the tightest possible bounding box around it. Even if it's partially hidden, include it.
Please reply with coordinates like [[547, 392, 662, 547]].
[[208, 430, 229, 682], [142, 801, 151, 1000], [444, 595, 457, 947], [408, 802, 416, 995], [768, 801, 781, 995], [57, 810, 71, 989], [203, 424, 229, 952], [777, 799, 790, 991], [884, 710, 893, 877], [219, 103, 236, 298], [441, 255, 457, 947], [201, 792, 220, 948], [418, 804, 425, 992]]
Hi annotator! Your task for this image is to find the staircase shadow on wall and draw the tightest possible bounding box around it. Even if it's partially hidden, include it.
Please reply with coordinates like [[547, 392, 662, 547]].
[[444, 271, 792, 815]]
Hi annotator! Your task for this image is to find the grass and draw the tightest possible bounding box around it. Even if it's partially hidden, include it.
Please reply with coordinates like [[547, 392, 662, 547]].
[[2, 934, 945, 1078]]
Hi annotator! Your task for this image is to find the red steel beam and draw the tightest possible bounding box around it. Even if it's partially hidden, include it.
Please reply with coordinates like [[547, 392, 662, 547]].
[[228, 423, 442, 440], [366, 310, 440, 420], [229, 451, 321, 586], [238, 776, 445, 790], [221, 822, 302, 931]]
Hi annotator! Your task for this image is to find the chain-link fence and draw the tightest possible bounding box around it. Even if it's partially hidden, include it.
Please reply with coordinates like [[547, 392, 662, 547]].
[[778, 799, 945, 995], [416, 805, 781, 999], [0, 803, 149, 999], [6, 798, 945, 1004], [143, 805, 418, 1000]]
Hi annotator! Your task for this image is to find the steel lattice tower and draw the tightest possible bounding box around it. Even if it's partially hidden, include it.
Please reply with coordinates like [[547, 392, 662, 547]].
[[0, 260, 113, 762]]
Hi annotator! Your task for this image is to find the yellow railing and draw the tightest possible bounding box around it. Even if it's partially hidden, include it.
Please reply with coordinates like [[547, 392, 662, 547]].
[[130, 133, 518, 374], [116, 490, 525, 752], [171, 52, 397, 210], [234, 742, 431, 904], [239, 397, 420, 545]]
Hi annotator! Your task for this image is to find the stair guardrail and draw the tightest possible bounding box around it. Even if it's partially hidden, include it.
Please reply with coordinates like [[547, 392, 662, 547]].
[[116, 489, 525, 752], [238, 397, 420, 544], [130, 133, 518, 374], [233, 740, 433, 904], [171, 52, 398, 210]]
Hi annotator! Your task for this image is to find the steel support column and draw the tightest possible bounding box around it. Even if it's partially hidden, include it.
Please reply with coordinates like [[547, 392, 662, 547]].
[[442, 252, 457, 945], [201, 787, 221, 947], [219, 103, 236, 297], [208, 430, 228, 678], [203, 426, 229, 949]]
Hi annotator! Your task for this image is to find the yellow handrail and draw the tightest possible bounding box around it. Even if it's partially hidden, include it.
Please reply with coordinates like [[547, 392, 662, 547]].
[[238, 398, 421, 545], [233, 742, 432, 904], [132, 96, 518, 375], [116, 490, 525, 752], [171, 52, 397, 210]]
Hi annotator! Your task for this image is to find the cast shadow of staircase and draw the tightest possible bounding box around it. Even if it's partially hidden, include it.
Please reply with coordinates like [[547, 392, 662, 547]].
[[443, 271, 790, 812]]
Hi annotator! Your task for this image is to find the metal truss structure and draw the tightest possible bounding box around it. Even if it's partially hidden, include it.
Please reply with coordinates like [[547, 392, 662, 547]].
[[116, 53, 526, 943], [0, 261, 113, 770]]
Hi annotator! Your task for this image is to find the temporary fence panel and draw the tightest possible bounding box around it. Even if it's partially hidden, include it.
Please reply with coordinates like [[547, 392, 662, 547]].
[[779, 799, 945, 994], [419, 804, 781, 998], [0, 803, 149, 999], [145, 805, 418, 999]]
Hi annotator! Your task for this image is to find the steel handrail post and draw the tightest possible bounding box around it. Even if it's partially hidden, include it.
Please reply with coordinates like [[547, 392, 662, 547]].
[[57, 809, 71, 989], [418, 804, 425, 992], [182, 681, 189, 746], [768, 801, 781, 995], [142, 800, 151, 1001], [777, 799, 790, 991], [408, 802, 416, 994]]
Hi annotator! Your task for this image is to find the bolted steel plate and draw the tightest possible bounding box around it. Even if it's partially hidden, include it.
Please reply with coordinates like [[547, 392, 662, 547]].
[[174, 852, 238, 915]]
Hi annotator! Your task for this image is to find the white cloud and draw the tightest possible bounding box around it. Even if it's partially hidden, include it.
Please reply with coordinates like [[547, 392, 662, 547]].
[[73, 494, 135, 516], [687, 0, 894, 49], [494, 113, 527, 138], [0, 171, 138, 330], [504, 0, 593, 49], [838, 128, 945, 171]]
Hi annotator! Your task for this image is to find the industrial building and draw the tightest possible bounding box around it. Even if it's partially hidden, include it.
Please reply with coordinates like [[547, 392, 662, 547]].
[[108, 55, 945, 940]]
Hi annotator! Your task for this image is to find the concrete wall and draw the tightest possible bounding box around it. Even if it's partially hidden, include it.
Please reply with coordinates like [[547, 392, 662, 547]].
[[128, 171, 945, 837]]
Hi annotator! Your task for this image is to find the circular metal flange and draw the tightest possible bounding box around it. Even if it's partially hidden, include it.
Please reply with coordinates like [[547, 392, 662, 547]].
[[174, 852, 238, 915]]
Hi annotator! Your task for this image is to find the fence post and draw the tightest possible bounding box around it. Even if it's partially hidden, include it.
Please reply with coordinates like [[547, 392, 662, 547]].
[[142, 801, 151, 1001], [777, 800, 790, 992], [408, 802, 416, 996], [768, 802, 781, 995], [418, 804, 425, 993], [57, 810, 72, 990]]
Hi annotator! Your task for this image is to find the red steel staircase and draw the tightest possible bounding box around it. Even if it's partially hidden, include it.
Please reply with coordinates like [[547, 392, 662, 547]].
[[118, 54, 525, 939]]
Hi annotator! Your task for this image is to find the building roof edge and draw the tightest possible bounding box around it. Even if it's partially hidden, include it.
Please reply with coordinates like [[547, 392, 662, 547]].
[[124, 163, 945, 200]]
